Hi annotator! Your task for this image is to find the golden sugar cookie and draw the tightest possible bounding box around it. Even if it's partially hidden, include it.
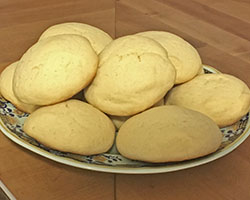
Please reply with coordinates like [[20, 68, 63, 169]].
[[39, 22, 113, 54], [24, 100, 115, 155], [0, 62, 39, 113], [165, 74, 250, 127], [85, 53, 175, 116], [136, 31, 202, 84], [13, 34, 98, 106], [85, 35, 175, 116], [116, 105, 222, 163]]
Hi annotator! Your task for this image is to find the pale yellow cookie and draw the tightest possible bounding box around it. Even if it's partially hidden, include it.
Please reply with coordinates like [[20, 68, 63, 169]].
[[85, 41, 176, 116], [23, 100, 115, 155], [13, 34, 98, 106], [136, 31, 202, 84], [99, 35, 169, 66], [116, 105, 222, 163], [39, 22, 113, 54], [165, 74, 250, 127], [0, 62, 39, 113]]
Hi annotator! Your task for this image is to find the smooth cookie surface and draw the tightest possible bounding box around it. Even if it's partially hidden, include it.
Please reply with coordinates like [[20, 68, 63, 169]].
[[116, 105, 222, 163], [165, 74, 250, 127], [23, 100, 115, 155], [0, 62, 39, 113]]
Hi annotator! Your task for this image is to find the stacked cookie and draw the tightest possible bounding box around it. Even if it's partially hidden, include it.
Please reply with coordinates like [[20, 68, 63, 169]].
[[1, 22, 249, 163], [0, 23, 115, 156]]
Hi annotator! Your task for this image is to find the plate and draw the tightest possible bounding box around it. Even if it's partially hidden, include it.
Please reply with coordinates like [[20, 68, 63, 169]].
[[0, 65, 249, 174]]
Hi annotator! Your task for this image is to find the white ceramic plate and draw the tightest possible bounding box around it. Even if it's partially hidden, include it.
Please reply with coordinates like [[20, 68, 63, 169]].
[[0, 65, 249, 174]]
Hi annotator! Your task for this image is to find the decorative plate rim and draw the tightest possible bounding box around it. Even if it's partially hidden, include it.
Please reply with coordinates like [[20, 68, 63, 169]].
[[0, 65, 249, 174]]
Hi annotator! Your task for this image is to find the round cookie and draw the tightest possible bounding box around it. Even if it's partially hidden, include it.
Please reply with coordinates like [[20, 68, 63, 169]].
[[136, 31, 202, 84], [99, 35, 169, 66], [85, 43, 176, 116], [23, 100, 115, 155], [165, 74, 250, 127], [116, 105, 222, 163], [0, 62, 39, 113], [13, 34, 98, 106], [39, 22, 113, 54]]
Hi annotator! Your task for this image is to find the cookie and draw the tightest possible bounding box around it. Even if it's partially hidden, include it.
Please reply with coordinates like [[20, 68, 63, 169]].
[[116, 105, 222, 163], [136, 31, 202, 84], [13, 34, 98, 106], [39, 22, 113, 54], [23, 100, 115, 155], [165, 74, 250, 127], [85, 35, 176, 116], [0, 62, 39, 113]]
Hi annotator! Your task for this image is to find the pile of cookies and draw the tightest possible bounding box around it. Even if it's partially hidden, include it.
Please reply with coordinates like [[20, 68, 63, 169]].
[[0, 22, 249, 163]]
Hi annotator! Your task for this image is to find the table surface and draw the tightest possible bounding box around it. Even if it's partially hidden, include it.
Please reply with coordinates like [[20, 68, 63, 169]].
[[0, 0, 250, 199]]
